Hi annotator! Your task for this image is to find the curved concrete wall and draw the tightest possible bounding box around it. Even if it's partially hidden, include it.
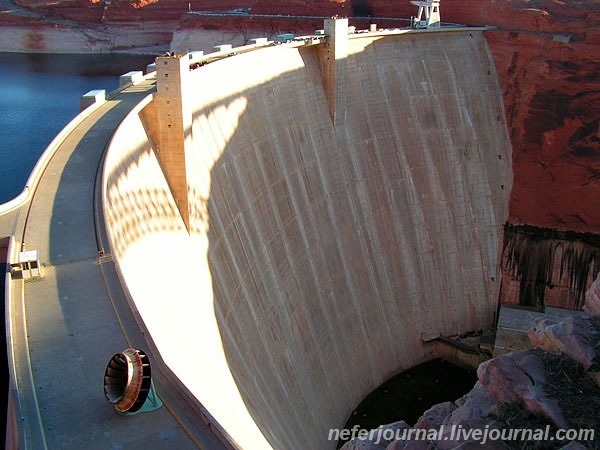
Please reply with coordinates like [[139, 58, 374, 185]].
[[103, 29, 512, 450]]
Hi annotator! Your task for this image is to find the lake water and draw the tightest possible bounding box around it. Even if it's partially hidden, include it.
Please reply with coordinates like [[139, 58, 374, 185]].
[[0, 52, 156, 204]]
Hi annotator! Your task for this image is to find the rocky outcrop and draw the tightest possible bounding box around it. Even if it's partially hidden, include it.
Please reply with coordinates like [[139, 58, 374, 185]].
[[478, 350, 570, 429], [488, 26, 600, 234], [10, 0, 351, 23], [342, 349, 599, 449], [529, 315, 598, 370], [341, 302, 600, 450]]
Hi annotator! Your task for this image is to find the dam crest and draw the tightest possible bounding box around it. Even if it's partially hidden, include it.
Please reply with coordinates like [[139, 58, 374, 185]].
[[102, 19, 512, 450]]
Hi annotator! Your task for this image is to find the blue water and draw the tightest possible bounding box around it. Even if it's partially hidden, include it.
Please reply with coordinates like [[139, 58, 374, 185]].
[[0, 52, 155, 204]]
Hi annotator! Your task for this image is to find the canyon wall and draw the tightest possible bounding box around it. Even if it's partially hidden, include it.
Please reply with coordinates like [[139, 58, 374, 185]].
[[478, 1, 600, 308]]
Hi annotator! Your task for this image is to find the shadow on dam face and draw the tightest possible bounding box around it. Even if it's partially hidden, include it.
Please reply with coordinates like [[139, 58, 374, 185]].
[[103, 30, 512, 450], [338, 358, 477, 448]]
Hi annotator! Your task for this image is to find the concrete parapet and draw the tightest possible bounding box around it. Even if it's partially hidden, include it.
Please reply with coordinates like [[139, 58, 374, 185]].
[[119, 70, 144, 87], [80, 89, 106, 111], [250, 37, 268, 45], [213, 44, 233, 52]]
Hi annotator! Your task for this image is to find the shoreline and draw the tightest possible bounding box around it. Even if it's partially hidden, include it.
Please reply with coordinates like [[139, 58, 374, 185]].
[[0, 22, 271, 55], [0, 21, 174, 54]]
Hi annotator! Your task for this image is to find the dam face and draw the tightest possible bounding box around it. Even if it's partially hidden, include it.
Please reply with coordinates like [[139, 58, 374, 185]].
[[103, 24, 512, 450]]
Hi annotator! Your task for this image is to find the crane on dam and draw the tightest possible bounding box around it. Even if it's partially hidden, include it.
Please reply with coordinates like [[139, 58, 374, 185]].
[[411, 0, 441, 28]]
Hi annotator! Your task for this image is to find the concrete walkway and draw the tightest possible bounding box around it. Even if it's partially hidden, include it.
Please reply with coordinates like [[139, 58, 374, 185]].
[[1, 79, 230, 449]]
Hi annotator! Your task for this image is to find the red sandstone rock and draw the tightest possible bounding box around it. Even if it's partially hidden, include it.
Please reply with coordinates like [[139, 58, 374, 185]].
[[528, 315, 598, 370], [477, 350, 570, 429], [11, 0, 351, 23], [489, 28, 600, 233]]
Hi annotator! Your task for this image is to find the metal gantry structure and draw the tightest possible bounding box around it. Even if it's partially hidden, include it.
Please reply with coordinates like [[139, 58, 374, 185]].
[[411, 0, 441, 28]]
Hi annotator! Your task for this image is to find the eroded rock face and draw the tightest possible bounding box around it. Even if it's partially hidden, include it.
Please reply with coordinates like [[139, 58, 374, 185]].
[[488, 28, 600, 234], [477, 350, 570, 428], [528, 315, 598, 370], [343, 313, 600, 450]]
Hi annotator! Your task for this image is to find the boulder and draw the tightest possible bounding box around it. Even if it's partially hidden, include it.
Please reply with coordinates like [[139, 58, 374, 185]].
[[341, 421, 410, 450], [528, 315, 598, 370], [414, 401, 455, 430], [477, 350, 569, 429], [444, 382, 497, 425]]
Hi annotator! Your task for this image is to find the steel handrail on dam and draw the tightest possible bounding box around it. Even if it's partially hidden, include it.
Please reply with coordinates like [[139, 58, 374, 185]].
[[3, 234, 47, 449]]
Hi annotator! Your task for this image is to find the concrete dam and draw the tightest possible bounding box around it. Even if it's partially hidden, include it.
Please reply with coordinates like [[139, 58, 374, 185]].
[[102, 20, 512, 450]]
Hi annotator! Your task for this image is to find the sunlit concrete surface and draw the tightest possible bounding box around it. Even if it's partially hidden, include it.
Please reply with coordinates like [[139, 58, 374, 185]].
[[103, 26, 512, 450]]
